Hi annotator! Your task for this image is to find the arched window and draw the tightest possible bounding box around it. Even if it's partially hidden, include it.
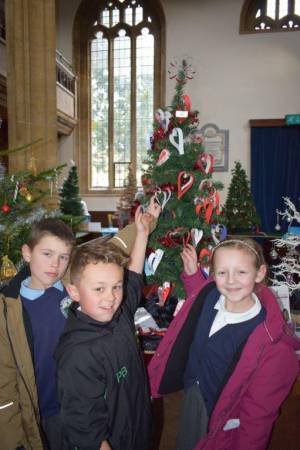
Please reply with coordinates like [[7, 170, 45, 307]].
[[74, 0, 165, 194], [240, 0, 300, 33]]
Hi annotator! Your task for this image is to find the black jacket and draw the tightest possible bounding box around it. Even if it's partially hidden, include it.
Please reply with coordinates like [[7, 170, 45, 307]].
[[54, 270, 152, 450]]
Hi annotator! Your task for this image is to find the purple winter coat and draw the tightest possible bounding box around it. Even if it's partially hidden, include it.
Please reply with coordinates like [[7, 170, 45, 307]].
[[148, 270, 300, 450]]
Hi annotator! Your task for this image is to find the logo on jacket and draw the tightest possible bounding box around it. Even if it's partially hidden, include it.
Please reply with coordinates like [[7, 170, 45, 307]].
[[60, 296, 72, 318], [116, 366, 128, 383]]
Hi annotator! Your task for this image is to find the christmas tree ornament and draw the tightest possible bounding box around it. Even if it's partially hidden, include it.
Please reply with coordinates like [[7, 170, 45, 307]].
[[0, 255, 17, 280], [177, 171, 194, 199], [157, 149, 171, 166], [170, 128, 184, 155], [1, 203, 10, 213], [154, 187, 172, 210], [196, 153, 214, 174], [13, 181, 20, 202], [270, 246, 278, 260], [25, 192, 33, 202], [191, 228, 203, 246], [211, 224, 227, 244], [199, 247, 212, 266], [157, 281, 171, 306], [275, 210, 281, 231], [145, 249, 164, 276], [155, 109, 172, 132]]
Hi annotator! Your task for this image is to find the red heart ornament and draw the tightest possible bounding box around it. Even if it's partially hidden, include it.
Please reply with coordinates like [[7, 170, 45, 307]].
[[177, 171, 194, 199], [157, 149, 170, 166]]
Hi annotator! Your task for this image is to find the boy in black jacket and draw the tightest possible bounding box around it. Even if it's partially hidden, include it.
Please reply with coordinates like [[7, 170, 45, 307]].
[[54, 204, 160, 450]]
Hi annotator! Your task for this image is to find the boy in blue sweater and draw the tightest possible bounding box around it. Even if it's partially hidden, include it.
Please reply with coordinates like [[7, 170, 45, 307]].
[[0, 218, 75, 450]]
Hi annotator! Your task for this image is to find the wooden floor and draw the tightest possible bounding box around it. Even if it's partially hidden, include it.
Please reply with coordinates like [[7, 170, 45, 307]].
[[152, 376, 300, 450]]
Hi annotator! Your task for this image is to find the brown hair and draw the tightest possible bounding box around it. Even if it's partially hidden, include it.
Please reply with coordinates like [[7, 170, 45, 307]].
[[70, 241, 129, 284], [27, 218, 76, 250], [211, 238, 266, 274]]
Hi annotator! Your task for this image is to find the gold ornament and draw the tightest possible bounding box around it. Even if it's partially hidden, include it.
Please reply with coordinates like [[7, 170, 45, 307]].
[[0, 255, 17, 280], [25, 192, 33, 202]]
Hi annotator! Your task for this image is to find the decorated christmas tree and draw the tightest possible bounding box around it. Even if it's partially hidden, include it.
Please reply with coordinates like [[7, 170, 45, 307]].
[[59, 162, 85, 230], [0, 159, 65, 282], [143, 59, 224, 298], [114, 164, 137, 228], [224, 161, 261, 233], [270, 197, 300, 295]]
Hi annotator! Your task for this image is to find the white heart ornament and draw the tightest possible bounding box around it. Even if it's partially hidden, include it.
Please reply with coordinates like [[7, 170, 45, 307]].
[[147, 249, 164, 274], [169, 128, 184, 155], [157, 149, 170, 166], [191, 228, 203, 246], [154, 187, 172, 210]]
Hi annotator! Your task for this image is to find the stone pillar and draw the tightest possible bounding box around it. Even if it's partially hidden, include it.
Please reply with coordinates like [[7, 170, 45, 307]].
[[5, 0, 57, 172]]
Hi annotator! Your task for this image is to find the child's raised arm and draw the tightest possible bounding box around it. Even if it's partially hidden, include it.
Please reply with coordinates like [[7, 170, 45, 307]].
[[128, 204, 161, 274]]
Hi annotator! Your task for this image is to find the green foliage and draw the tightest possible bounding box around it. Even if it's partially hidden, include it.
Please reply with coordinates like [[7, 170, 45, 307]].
[[59, 165, 84, 217], [224, 161, 261, 232], [144, 59, 224, 298], [0, 164, 65, 266]]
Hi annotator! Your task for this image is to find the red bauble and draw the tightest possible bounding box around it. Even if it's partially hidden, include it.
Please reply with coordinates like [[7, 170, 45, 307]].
[[2, 203, 10, 213]]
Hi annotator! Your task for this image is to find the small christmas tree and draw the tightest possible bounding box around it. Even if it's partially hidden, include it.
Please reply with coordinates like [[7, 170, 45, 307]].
[[143, 58, 224, 298], [0, 161, 65, 281], [224, 161, 261, 233], [114, 164, 137, 228], [59, 163, 85, 230]]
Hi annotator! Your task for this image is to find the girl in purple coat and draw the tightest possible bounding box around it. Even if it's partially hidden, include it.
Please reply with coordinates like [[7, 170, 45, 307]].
[[148, 238, 300, 450]]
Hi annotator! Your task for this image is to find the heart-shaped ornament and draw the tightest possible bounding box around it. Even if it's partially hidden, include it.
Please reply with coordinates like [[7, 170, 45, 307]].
[[157, 149, 170, 166], [147, 248, 164, 275], [177, 171, 194, 199], [158, 281, 171, 306], [196, 153, 214, 174], [191, 228, 203, 246], [154, 187, 172, 210], [169, 128, 184, 155]]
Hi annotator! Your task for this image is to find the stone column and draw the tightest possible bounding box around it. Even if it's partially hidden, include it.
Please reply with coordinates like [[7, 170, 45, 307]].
[[5, 0, 57, 172]]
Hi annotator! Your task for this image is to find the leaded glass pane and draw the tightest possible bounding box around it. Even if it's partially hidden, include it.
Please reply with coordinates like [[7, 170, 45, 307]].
[[125, 6, 133, 25], [102, 9, 110, 27], [135, 5, 143, 24], [266, 0, 276, 18], [112, 8, 120, 26], [113, 32, 131, 187], [279, 0, 288, 18], [136, 30, 154, 186], [91, 37, 109, 188]]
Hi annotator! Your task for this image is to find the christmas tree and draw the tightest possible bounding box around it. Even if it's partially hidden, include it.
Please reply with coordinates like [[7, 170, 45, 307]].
[[59, 163, 85, 230], [143, 59, 224, 298], [270, 197, 300, 295], [0, 161, 65, 282], [114, 164, 137, 228], [224, 161, 261, 233]]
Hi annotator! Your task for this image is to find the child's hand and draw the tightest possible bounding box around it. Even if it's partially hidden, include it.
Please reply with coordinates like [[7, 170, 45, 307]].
[[146, 195, 161, 219], [135, 205, 153, 235], [180, 244, 198, 276]]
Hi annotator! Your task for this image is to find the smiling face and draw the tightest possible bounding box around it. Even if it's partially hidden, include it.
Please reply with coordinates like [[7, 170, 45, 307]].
[[22, 235, 72, 290], [213, 247, 266, 313], [67, 261, 124, 323]]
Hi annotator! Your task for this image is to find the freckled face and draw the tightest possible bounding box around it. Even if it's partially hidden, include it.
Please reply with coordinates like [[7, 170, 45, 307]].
[[213, 248, 266, 313], [22, 236, 71, 290], [67, 262, 124, 323]]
